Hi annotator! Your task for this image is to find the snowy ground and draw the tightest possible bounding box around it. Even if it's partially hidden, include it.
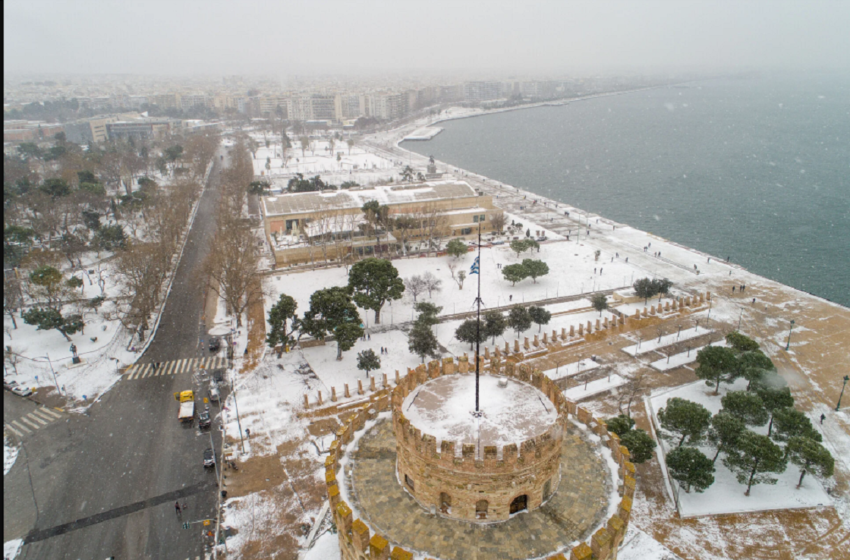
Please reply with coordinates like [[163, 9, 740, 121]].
[[4, 252, 137, 404], [540, 359, 601, 382], [564, 374, 627, 401], [649, 378, 832, 518], [3, 540, 22, 560], [4, 437, 19, 475], [649, 341, 729, 371], [621, 326, 713, 357], [617, 527, 682, 560]]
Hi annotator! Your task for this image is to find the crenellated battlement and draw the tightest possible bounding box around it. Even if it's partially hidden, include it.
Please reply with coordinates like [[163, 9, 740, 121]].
[[326, 354, 637, 560]]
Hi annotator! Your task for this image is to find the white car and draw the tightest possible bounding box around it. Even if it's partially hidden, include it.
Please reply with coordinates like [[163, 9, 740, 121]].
[[11, 386, 33, 397], [209, 386, 220, 403]]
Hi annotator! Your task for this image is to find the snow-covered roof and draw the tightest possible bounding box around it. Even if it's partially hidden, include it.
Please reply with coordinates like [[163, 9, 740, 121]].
[[262, 181, 477, 217]]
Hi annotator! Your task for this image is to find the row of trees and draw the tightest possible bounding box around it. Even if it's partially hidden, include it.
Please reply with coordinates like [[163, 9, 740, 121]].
[[656, 333, 834, 495], [453, 305, 553, 349]]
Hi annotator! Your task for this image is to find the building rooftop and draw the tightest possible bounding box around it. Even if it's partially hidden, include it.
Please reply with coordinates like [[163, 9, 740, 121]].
[[401, 374, 558, 453], [262, 181, 477, 217]]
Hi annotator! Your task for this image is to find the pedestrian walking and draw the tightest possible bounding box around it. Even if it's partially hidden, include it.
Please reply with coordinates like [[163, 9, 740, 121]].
[[600, 268, 603, 274], [509, 295, 513, 302], [246, 428, 251, 438], [152, 362, 158, 372], [367, 333, 371, 341], [820, 413, 826, 424], [175, 502, 182, 515], [625, 257, 628, 263], [594, 268, 597, 274], [752, 298, 756, 304], [707, 257, 711, 263], [733, 286, 736, 293]]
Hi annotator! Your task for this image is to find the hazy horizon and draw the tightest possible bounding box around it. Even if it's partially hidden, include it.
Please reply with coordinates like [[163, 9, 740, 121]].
[[5, 0, 850, 77]]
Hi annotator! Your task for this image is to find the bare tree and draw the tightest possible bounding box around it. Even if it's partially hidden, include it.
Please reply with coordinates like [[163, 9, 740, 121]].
[[490, 212, 507, 234], [420, 203, 450, 251], [4, 274, 23, 329], [204, 210, 264, 328], [422, 271, 442, 299], [114, 241, 168, 342], [618, 369, 649, 418], [406, 275, 427, 304]]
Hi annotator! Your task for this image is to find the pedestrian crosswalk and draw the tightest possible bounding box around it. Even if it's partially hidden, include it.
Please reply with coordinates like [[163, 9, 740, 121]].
[[4, 407, 64, 439], [124, 357, 228, 380]]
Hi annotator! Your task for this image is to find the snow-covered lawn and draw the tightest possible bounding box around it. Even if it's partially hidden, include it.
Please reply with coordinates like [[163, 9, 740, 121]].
[[298, 329, 413, 401], [621, 326, 712, 357], [4, 438, 19, 476], [618, 527, 683, 560], [3, 540, 22, 560], [541, 359, 601, 381], [564, 374, 626, 401], [303, 531, 340, 560], [648, 379, 832, 518], [649, 341, 729, 371]]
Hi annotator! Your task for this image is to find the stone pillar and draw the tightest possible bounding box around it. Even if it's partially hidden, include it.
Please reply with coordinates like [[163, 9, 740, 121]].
[[357, 379, 364, 395], [699, 294, 705, 304], [634, 309, 640, 319], [335, 501, 353, 535], [553, 329, 559, 341], [524, 337, 530, 350], [331, 387, 337, 402], [595, 318, 601, 330], [383, 373, 388, 388], [657, 303, 663, 314], [533, 334, 539, 347], [317, 391, 323, 406], [543, 332, 548, 344], [369, 534, 390, 560], [587, 321, 592, 334], [351, 519, 371, 553], [505, 341, 510, 354], [578, 323, 584, 335], [514, 339, 520, 353], [494, 346, 501, 359], [569, 325, 575, 337], [706, 291, 712, 301], [665, 301, 671, 312], [603, 317, 609, 329], [395, 370, 400, 384], [650, 306, 656, 316], [458, 355, 469, 373], [442, 357, 455, 375], [345, 384, 350, 398], [304, 394, 309, 409], [619, 315, 625, 326], [370, 376, 376, 391], [672, 300, 678, 310], [570, 543, 593, 560], [591, 528, 612, 559], [618, 495, 633, 524], [484, 346, 490, 360]]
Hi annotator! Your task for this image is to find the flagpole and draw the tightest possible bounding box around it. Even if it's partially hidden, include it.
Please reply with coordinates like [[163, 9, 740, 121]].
[[475, 224, 482, 413]]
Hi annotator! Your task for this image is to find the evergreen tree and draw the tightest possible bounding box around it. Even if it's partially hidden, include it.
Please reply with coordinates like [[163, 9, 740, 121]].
[[301, 287, 363, 360], [605, 415, 635, 437], [771, 408, 822, 444], [22, 307, 84, 342], [721, 391, 769, 427], [483, 310, 507, 344], [707, 412, 746, 463], [591, 293, 609, 316], [502, 263, 528, 286], [786, 436, 834, 489], [507, 306, 532, 337], [266, 294, 298, 350], [521, 259, 549, 283], [619, 429, 657, 464], [409, 321, 439, 363], [347, 258, 405, 325], [736, 351, 776, 390], [725, 331, 761, 353], [356, 349, 381, 377], [755, 386, 794, 435], [446, 239, 468, 259], [667, 447, 715, 493], [528, 306, 552, 333], [695, 345, 738, 394], [455, 319, 486, 350], [723, 431, 787, 495], [658, 397, 712, 447]]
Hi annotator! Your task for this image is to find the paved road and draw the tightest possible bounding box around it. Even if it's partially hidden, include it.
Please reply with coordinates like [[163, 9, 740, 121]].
[[4, 148, 229, 560]]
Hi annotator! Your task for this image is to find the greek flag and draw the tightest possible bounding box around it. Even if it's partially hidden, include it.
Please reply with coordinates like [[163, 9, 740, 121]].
[[469, 256, 480, 275]]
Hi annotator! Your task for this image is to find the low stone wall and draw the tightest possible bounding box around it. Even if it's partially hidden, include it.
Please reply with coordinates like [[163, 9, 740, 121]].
[[324, 355, 638, 560]]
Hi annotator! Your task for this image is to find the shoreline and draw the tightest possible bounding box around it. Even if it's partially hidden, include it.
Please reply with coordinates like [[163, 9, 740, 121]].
[[382, 94, 847, 312]]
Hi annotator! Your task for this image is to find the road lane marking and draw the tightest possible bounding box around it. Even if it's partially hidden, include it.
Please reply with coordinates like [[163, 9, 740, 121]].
[[31, 410, 57, 422], [11, 421, 32, 434], [5, 424, 24, 437], [20, 417, 41, 430], [40, 408, 63, 419]]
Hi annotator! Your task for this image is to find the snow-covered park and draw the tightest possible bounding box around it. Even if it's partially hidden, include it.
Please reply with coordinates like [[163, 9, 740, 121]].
[[648, 378, 833, 518]]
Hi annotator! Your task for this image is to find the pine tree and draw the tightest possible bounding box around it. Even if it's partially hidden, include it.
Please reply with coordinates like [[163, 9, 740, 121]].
[[356, 349, 381, 377], [605, 415, 635, 437], [723, 430, 787, 495], [619, 429, 657, 464], [695, 345, 738, 394], [658, 398, 712, 447], [707, 412, 746, 463], [667, 447, 715, 493], [786, 436, 834, 489], [721, 391, 769, 427]]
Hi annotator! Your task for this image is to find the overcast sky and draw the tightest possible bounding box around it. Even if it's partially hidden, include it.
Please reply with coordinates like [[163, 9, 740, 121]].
[[4, 0, 850, 76]]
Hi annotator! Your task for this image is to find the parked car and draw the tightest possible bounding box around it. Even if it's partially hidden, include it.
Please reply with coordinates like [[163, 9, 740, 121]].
[[209, 337, 221, 352], [537, 236, 548, 242], [11, 386, 33, 397], [203, 448, 216, 468], [4, 380, 19, 391], [212, 370, 224, 384], [209, 386, 220, 403], [198, 410, 211, 429]]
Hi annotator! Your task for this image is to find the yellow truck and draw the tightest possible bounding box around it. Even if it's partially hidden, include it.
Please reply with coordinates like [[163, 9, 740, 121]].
[[174, 390, 195, 423]]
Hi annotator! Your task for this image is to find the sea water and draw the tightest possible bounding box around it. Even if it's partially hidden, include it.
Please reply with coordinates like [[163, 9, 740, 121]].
[[402, 74, 850, 308]]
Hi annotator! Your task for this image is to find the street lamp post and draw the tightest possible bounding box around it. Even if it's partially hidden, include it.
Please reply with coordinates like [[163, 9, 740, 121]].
[[738, 308, 743, 331], [785, 320, 796, 351], [44, 353, 62, 395], [837, 375, 849, 411]]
